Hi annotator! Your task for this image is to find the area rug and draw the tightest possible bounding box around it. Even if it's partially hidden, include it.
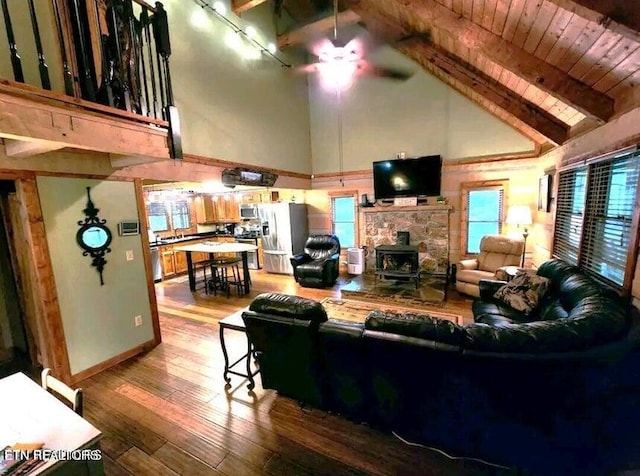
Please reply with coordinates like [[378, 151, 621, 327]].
[[340, 273, 447, 307], [320, 298, 463, 325]]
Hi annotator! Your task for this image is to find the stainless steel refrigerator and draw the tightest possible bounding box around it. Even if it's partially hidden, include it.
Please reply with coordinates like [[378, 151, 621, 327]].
[[258, 203, 308, 274]]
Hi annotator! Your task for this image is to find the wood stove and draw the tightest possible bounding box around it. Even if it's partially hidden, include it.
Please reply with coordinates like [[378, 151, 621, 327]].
[[375, 245, 420, 288]]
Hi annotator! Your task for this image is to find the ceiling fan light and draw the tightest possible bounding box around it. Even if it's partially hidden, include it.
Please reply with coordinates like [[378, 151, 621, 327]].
[[317, 61, 357, 90]]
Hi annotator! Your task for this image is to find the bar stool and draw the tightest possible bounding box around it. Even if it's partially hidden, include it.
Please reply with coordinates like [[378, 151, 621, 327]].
[[209, 259, 239, 297], [196, 259, 216, 294]]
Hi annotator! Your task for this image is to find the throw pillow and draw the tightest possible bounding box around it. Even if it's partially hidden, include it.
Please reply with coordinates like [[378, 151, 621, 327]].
[[493, 272, 550, 315]]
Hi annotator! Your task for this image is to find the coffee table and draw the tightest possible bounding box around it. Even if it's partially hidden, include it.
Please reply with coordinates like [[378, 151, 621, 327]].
[[219, 309, 259, 390]]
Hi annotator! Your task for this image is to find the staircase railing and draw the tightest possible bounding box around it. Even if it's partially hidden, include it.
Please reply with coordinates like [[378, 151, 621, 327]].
[[0, 0, 181, 159]]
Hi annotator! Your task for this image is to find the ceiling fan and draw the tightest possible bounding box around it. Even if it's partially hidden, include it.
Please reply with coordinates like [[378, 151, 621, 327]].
[[297, 0, 413, 88]]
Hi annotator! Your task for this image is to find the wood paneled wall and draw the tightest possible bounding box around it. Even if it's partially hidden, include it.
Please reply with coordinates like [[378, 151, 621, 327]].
[[312, 157, 552, 265]]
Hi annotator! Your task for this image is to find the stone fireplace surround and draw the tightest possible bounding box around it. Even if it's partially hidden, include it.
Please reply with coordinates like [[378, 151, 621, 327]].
[[361, 205, 451, 275]]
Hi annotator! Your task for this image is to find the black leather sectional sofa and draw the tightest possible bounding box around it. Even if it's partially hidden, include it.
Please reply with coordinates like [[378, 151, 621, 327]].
[[241, 260, 640, 475]]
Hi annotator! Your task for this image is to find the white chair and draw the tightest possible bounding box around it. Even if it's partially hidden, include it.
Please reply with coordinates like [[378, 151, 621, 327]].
[[41, 368, 83, 416], [455, 235, 525, 297]]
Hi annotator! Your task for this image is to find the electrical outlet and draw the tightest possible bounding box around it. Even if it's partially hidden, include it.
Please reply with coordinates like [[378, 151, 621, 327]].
[[126, 250, 134, 261], [134, 315, 142, 327]]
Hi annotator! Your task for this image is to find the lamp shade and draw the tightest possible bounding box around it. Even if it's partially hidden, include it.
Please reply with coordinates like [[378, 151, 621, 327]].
[[506, 205, 533, 226]]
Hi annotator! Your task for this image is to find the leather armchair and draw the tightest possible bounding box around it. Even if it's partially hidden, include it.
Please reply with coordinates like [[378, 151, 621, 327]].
[[455, 234, 524, 297], [290, 234, 341, 288]]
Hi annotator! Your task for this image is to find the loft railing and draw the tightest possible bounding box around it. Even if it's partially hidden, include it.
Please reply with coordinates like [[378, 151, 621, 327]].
[[0, 0, 181, 159]]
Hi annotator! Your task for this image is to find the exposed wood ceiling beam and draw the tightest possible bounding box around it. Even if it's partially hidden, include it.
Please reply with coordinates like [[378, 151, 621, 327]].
[[281, 0, 318, 22], [277, 10, 360, 49], [109, 154, 169, 169], [232, 0, 268, 15], [546, 0, 640, 42], [346, 0, 614, 123], [355, 11, 559, 144], [3, 138, 65, 158], [398, 39, 569, 145]]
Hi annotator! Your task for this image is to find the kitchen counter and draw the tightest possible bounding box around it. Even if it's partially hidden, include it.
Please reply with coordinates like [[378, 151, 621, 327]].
[[149, 232, 234, 248]]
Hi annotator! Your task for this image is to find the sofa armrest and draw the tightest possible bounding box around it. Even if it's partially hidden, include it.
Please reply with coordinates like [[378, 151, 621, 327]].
[[458, 258, 479, 270], [478, 279, 507, 300], [290, 253, 311, 268]]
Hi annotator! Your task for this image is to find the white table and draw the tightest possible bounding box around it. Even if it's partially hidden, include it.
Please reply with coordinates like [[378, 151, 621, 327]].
[[0, 372, 103, 475], [174, 242, 258, 294]]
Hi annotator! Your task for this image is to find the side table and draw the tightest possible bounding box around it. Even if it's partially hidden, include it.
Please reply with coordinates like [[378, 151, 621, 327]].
[[219, 309, 259, 390]]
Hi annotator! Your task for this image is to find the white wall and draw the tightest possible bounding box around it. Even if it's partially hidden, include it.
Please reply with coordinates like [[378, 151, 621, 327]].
[[309, 34, 535, 174], [164, 0, 312, 173], [37, 176, 154, 375]]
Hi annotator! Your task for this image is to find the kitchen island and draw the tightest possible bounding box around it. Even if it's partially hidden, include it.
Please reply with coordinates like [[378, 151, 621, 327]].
[[174, 242, 258, 294]]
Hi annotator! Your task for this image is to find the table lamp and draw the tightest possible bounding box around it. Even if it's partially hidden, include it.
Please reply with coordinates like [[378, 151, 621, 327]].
[[506, 205, 533, 267]]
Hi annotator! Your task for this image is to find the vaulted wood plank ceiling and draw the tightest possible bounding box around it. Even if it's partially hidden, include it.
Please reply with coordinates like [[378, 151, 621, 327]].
[[242, 0, 640, 147]]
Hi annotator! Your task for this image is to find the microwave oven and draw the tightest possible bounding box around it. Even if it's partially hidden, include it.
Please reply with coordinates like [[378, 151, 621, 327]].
[[239, 204, 259, 219]]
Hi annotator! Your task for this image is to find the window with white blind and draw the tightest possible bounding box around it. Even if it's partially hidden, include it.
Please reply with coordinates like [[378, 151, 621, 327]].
[[464, 187, 505, 254], [171, 201, 191, 229], [553, 168, 587, 265], [332, 196, 355, 248], [553, 148, 640, 288], [148, 202, 169, 232]]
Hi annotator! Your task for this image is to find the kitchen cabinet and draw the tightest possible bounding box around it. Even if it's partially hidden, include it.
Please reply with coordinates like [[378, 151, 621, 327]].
[[195, 195, 216, 224], [212, 195, 240, 222], [161, 249, 176, 278], [240, 192, 262, 204], [174, 250, 188, 274]]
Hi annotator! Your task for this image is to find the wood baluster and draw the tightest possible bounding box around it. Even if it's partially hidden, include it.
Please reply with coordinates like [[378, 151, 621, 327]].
[[0, 0, 24, 82]]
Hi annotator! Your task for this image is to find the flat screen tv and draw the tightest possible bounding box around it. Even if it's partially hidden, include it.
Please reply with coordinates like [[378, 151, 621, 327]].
[[373, 155, 442, 200]]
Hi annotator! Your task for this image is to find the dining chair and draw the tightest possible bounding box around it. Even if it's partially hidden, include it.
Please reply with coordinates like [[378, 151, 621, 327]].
[[41, 368, 83, 416]]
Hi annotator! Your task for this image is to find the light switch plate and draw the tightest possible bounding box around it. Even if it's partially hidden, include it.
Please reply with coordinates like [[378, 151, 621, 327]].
[[126, 250, 134, 261]]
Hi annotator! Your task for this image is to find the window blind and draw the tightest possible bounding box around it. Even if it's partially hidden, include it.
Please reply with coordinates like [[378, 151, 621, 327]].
[[553, 147, 640, 289], [552, 168, 586, 265], [581, 154, 640, 286]]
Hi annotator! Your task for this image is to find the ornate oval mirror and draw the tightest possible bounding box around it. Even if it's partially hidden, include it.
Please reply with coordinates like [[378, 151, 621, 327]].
[[77, 224, 112, 251], [77, 187, 112, 285]]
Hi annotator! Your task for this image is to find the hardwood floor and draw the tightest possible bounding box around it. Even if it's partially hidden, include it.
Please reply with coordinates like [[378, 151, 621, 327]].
[[81, 270, 512, 475]]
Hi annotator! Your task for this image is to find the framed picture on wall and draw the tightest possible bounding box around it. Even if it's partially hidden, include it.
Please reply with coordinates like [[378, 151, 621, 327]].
[[538, 174, 552, 213]]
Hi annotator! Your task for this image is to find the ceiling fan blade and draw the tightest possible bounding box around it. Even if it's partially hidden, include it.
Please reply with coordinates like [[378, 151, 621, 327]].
[[360, 62, 413, 81], [293, 63, 320, 74]]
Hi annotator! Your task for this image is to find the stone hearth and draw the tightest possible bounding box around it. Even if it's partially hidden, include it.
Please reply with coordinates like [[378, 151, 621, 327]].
[[341, 273, 446, 306], [361, 205, 451, 275]]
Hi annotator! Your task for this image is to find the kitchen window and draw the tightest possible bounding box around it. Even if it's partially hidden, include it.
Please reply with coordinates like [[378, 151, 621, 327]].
[[331, 194, 356, 248], [148, 202, 169, 232], [553, 147, 640, 289], [461, 180, 507, 254], [171, 201, 191, 229]]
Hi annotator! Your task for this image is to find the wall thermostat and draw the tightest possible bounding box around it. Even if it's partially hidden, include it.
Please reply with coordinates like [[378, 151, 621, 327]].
[[118, 220, 140, 236]]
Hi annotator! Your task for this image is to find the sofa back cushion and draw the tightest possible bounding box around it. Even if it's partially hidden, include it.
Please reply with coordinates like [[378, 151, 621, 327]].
[[464, 294, 630, 353], [249, 292, 328, 324], [365, 310, 465, 346], [477, 235, 525, 272]]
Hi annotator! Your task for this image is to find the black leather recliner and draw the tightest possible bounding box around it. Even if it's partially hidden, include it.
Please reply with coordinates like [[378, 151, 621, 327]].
[[290, 234, 340, 288]]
